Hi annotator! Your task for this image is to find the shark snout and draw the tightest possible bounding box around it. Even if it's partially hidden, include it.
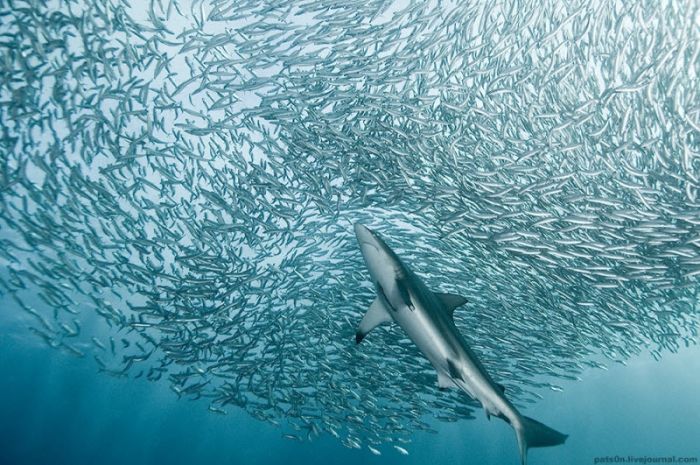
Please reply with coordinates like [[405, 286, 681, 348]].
[[354, 223, 384, 268], [354, 223, 378, 248], [354, 223, 397, 262], [353, 223, 373, 240]]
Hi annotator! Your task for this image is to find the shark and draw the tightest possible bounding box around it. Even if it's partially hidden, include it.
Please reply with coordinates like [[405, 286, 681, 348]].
[[353, 223, 567, 465]]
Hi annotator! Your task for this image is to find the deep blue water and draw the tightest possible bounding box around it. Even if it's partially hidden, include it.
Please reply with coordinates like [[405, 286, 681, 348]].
[[1, 1, 699, 464], [1, 315, 698, 465]]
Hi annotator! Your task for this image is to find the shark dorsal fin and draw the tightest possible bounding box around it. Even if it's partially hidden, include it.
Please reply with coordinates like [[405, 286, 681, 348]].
[[446, 358, 463, 381], [436, 292, 468, 317], [355, 298, 392, 344]]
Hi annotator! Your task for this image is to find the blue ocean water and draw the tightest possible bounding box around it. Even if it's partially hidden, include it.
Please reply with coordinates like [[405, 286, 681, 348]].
[[1, 309, 698, 465], [2, 1, 700, 464]]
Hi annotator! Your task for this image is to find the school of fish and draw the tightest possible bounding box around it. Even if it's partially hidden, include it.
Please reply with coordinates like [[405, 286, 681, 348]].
[[0, 0, 698, 456]]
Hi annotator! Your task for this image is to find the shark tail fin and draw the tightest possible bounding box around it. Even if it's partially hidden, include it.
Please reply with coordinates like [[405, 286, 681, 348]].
[[515, 415, 568, 465]]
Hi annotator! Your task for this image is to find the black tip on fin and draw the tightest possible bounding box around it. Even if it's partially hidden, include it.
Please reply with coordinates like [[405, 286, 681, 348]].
[[355, 332, 365, 344], [496, 383, 506, 393]]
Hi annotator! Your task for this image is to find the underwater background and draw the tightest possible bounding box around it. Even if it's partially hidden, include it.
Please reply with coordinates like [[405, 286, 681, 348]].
[[1, 313, 699, 465], [1, 0, 699, 464]]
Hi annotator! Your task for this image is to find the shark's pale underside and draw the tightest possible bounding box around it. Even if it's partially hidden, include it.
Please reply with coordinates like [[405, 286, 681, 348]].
[[354, 223, 567, 464]]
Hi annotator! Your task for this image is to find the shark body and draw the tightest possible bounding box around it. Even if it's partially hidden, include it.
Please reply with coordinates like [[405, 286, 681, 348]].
[[353, 223, 567, 464]]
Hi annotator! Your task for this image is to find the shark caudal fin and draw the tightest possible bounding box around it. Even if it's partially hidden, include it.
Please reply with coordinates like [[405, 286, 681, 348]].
[[514, 415, 568, 465]]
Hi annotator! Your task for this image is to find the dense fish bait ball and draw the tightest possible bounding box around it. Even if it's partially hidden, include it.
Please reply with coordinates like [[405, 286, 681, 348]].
[[1, 0, 698, 451]]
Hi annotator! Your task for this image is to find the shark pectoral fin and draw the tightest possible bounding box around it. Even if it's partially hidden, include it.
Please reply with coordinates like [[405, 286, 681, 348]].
[[356, 298, 392, 344], [435, 293, 468, 317], [437, 372, 456, 390]]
